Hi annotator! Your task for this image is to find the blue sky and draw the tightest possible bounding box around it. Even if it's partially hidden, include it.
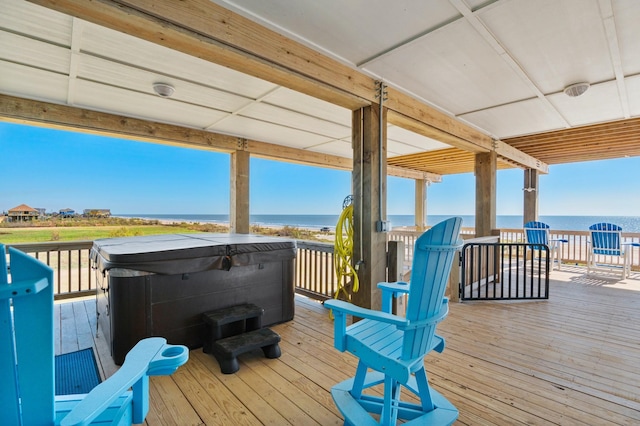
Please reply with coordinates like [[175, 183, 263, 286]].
[[2, 121, 639, 216]]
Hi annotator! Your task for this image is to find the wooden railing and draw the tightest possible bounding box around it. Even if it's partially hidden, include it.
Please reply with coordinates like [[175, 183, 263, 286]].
[[295, 241, 340, 300], [499, 228, 640, 269], [3, 240, 343, 301], [5, 228, 640, 300], [388, 227, 475, 267], [5, 241, 96, 300]]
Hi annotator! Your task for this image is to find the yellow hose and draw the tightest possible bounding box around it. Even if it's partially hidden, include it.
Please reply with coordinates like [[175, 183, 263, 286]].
[[332, 202, 359, 304]]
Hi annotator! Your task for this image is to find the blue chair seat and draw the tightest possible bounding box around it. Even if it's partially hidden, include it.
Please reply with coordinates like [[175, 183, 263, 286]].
[[587, 223, 633, 278], [524, 221, 566, 270]]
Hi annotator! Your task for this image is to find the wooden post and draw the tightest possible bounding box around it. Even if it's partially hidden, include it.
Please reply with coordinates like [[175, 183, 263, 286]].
[[523, 168, 539, 225], [352, 105, 387, 311], [230, 149, 250, 234], [387, 240, 407, 316], [475, 151, 497, 237], [415, 179, 427, 231], [447, 247, 461, 303]]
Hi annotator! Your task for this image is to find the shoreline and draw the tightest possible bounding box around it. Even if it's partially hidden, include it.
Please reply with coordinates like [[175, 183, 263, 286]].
[[117, 215, 337, 233]]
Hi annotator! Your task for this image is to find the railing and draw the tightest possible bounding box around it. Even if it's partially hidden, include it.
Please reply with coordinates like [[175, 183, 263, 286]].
[[295, 241, 341, 300], [4, 240, 343, 302], [460, 242, 549, 301], [499, 228, 640, 270], [5, 241, 96, 300], [6, 227, 640, 300], [388, 227, 475, 267]]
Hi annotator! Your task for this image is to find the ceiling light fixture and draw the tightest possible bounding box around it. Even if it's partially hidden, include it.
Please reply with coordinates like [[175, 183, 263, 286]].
[[152, 82, 175, 97], [563, 82, 590, 97]]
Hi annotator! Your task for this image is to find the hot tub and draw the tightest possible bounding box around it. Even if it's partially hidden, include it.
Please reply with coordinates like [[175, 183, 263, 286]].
[[91, 233, 296, 364]]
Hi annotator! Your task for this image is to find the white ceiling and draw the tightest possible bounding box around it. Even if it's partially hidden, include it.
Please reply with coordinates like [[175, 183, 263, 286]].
[[1, 0, 639, 171]]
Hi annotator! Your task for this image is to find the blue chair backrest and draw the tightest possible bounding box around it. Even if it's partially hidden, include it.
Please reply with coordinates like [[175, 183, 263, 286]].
[[524, 221, 550, 245], [1, 244, 56, 424], [589, 223, 623, 255], [403, 217, 462, 359], [1, 244, 189, 426]]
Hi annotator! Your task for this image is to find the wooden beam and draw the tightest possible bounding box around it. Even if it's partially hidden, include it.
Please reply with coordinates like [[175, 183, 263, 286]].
[[386, 103, 491, 153], [523, 169, 539, 225], [230, 150, 250, 234], [415, 179, 427, 231], [475, 152, 497, 237], [352, 106, 387, 310], [247, 139, 352, 171], [494, 140, 548, 174], [0, 94, 240, 152], [504, 117, 640, 165], [26, 0, 546, 172], [387, 166, 442, 182], [0, 94, 442, 180]]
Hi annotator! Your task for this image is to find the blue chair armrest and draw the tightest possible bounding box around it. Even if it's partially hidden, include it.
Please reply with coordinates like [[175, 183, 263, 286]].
[[377, 281, 410, 313], [324, 299, 406, 352], [324, 299, 406, 326], [60, 337, 188, 426]]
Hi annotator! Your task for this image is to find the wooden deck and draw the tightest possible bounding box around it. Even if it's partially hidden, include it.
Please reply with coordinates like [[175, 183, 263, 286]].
[[55, 266, 640, 425]]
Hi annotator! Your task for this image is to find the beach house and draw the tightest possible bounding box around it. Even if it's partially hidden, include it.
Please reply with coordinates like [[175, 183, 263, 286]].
[[1, 1, 640, 424], [58, 208, 75, 218], [82, 209, 111, 218], [7, 203, 40, 222]]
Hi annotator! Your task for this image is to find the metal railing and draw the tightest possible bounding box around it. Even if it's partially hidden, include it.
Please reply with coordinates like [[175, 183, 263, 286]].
[[460, 242, 550, 301]]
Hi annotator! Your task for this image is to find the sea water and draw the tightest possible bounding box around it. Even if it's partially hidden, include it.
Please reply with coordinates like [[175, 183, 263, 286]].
[[116, 214, 640, 233]]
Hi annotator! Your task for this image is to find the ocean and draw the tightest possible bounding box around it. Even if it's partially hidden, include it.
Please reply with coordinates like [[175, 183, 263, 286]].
[[116, 214, 640, 233]]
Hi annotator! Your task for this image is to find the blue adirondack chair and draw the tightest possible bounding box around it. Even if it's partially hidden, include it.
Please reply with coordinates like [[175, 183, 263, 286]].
[[523, 221, 567, 270], [325, 217, 463, 426], [0, 245, 189, 426], [587, 223, 636, 278]]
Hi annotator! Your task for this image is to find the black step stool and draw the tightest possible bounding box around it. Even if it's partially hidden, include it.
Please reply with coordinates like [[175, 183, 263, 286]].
[[202, 303, 281, 374]]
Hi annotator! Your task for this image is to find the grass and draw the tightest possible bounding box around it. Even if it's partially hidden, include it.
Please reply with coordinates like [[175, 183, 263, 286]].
[[0, 217, 329, 244], [0, 225, 197, 244]]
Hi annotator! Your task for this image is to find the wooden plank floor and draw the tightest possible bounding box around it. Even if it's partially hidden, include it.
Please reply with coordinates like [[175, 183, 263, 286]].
[[55, 267, 640, 425]]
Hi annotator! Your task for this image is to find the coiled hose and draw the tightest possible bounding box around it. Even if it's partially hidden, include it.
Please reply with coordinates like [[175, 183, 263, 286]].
[[333, 197, 359, 304]]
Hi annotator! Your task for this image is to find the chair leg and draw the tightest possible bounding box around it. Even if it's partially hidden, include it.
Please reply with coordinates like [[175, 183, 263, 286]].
[[381, 376, 401, 426], [415, 366, 435, 412], [623, 252, 630, 279], [350, 361, 369, 399]]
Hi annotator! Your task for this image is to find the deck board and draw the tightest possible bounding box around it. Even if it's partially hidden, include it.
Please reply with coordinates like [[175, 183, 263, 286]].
[[55, 268, 640, 425]]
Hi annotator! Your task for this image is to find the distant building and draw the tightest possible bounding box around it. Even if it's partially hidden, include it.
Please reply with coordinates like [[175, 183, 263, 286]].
[[59, 208, 76, 218], [8, 204, 40, 222], [83, 209, 111, 218]]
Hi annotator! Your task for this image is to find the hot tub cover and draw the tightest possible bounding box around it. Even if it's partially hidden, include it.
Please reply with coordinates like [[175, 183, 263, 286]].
[[90, 233, 297, 275]]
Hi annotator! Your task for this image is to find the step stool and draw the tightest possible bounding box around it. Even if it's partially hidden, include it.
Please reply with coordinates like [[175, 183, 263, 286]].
[[202, 303, 281, 374]]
